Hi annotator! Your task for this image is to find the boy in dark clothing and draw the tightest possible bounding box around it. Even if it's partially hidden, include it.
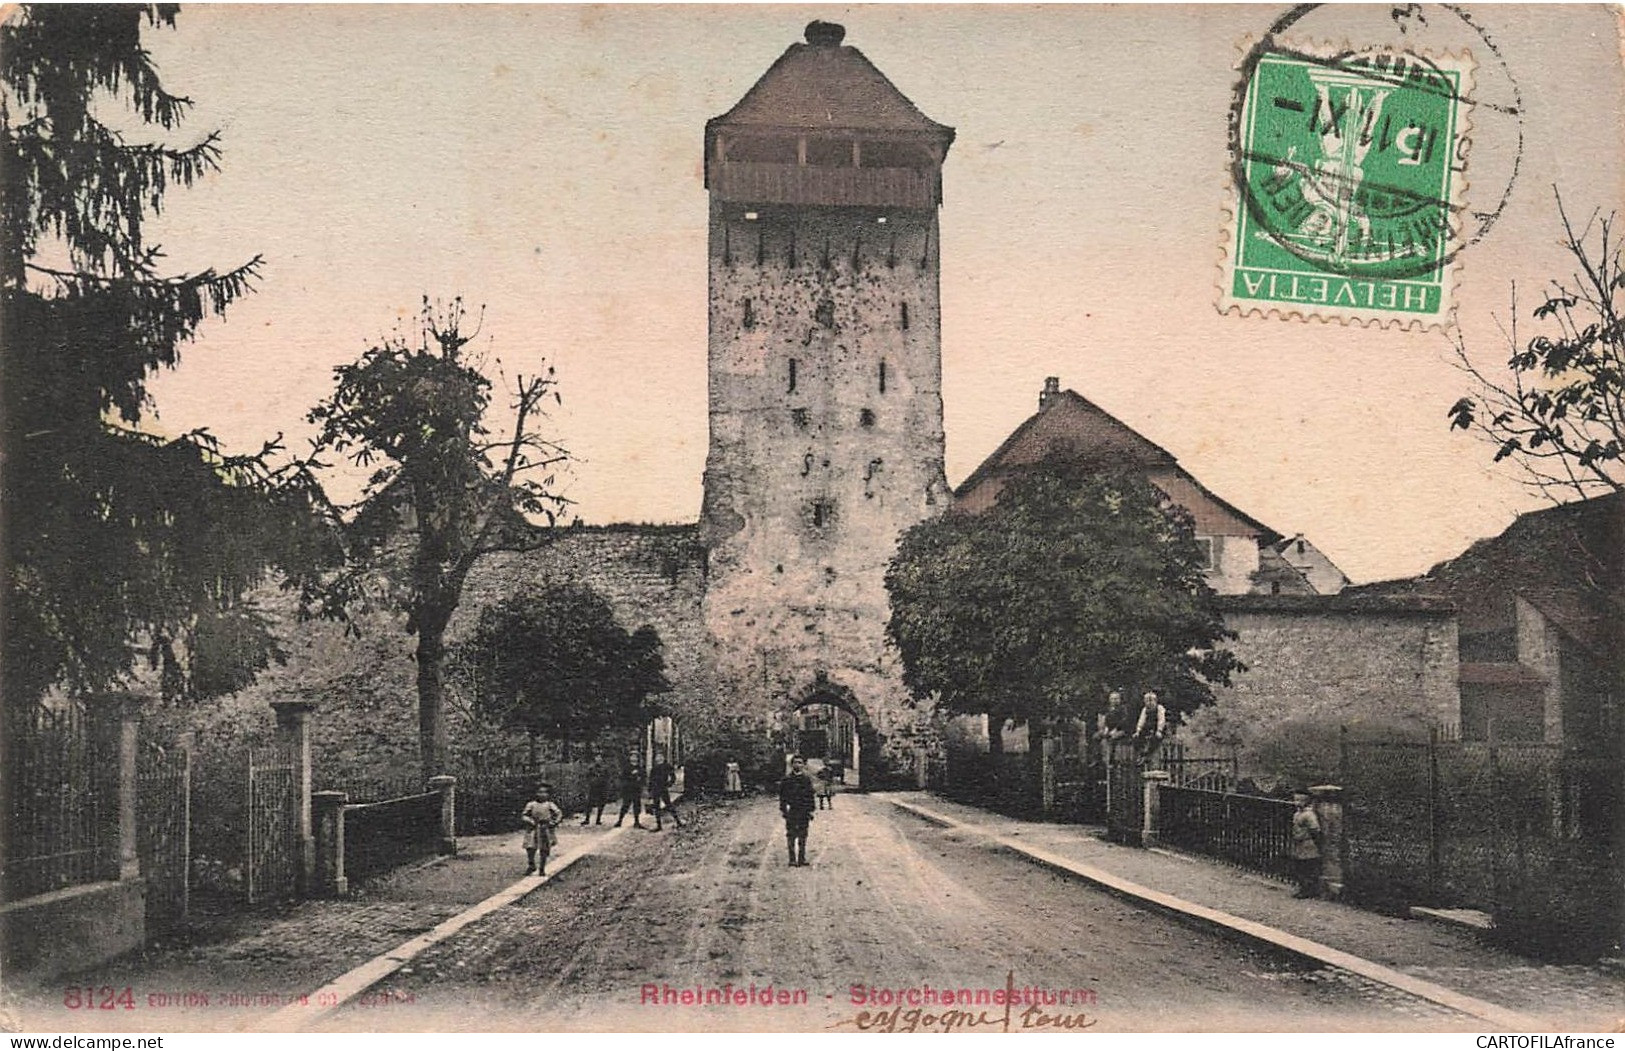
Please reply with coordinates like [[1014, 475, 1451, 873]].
[[648, 754, 682, 830], [779, 757, 816, 866], [582, 756, 612, 826], [613, 751, 645, 829]]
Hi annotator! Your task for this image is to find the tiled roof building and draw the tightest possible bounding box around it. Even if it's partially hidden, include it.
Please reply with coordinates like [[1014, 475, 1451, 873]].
[[954, 377, 1347, 596]]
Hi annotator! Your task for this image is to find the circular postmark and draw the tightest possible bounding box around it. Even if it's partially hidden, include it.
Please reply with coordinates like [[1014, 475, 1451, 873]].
[[1228, 4, 1524, 284]]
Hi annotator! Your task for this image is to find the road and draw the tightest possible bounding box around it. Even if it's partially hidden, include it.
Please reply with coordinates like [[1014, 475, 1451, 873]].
[[318, 792, 1471, 1032]]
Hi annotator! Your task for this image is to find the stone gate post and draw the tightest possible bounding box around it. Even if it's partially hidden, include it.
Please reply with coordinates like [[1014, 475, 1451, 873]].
[[1309, 784, 1345, 899], [112, 693, 147, 882], [1142, 769, 1170, 847], [312, 791, 348, 897], [271, 700, 317, 894], [430, 775, 457, 855]]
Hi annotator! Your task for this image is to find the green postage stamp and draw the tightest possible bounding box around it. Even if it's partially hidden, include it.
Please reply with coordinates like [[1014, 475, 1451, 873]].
[[1222, 43, 1475, 328]]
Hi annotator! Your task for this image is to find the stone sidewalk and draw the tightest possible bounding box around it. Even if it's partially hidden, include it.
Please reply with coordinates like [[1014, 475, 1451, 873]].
[[2, 817, 638, 1032], [877, 793, 1622, 1032]]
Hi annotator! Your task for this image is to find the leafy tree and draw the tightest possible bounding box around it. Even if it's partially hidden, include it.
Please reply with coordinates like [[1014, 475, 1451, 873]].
[[306, 299, 567, 776], [1449, 199, 1624, 500], [886, 461, 1239, 753], [1, 5, 325, 709], [459, 584, 669, 756]]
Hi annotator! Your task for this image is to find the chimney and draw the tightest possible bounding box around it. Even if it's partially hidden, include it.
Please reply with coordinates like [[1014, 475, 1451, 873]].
[[805, 21, 846, 46], [1039, 376, 1061, 411]]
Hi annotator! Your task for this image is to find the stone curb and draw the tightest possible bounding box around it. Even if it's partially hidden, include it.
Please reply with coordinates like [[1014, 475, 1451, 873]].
[[252, 824, 630, 1032], [884, 795, 1548, 1032], [1409, 905, 1495, 931]]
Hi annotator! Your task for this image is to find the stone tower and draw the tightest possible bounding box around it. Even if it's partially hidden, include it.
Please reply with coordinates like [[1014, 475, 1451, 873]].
[[700, 21, 955, 781]]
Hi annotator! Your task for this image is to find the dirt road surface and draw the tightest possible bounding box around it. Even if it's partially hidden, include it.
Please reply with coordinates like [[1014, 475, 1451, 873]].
[[319, 792, 1475, 1032]]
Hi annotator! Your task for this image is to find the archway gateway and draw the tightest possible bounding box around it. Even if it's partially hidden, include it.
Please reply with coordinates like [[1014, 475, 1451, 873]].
[[780, 675, 882, 789]]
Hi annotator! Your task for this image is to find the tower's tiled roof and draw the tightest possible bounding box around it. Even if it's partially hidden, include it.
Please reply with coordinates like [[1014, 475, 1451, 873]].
[[709, 25, 954, 141]]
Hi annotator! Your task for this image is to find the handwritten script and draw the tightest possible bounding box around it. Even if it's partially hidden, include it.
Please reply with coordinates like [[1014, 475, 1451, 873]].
[[828, 972, 1098, 1034]]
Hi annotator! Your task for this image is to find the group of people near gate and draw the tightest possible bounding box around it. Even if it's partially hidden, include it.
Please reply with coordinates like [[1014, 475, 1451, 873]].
[[1092, 687, 1326, 898], [518, 748, 684, 876], [520, 750, 836, 873], [1094, 688, 1170, 763]]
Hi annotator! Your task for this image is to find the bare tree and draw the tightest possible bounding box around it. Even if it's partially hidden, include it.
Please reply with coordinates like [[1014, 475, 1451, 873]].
[[306, 298, 569, 777], [1449, 195, 1625, 501]]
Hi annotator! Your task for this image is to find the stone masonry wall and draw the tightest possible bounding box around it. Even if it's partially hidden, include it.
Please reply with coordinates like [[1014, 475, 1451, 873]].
[[1182, 597, 1460, 781], [459, 524, 722, 751], [153, 526, 717, 802]]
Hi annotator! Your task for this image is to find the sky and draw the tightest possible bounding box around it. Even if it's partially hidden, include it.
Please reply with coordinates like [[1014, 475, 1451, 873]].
[[129, 4, 1625, 584]]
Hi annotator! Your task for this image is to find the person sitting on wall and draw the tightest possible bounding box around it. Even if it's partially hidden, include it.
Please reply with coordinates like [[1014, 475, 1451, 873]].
[[1096, 689, 1135, 763], [1132, 690, 1168, 763]]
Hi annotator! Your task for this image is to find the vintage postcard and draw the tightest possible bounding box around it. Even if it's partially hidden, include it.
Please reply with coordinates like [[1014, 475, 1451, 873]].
[[1, 4, 1621, 1038]]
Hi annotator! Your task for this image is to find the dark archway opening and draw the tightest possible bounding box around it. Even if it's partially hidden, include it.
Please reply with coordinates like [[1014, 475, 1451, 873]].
[[781, 675, 882, 791]]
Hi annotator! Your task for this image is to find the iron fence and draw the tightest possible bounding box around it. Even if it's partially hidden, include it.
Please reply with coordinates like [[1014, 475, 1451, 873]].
[[246, 745, 300, 904], [2, 700, 118, 901], [1165, 751, 1239, 792], [1158, 785, 1295, 881], [326, 772, 429, 805], [137, 738, 190, 929], [1103, 740, 1239, 844], [1339, 734, 1435, 906], [1340, 727, 1622, 959], [943, 752, 1038, 817], [1050, 749, 1104, 822], [452, 762, 593, 835]]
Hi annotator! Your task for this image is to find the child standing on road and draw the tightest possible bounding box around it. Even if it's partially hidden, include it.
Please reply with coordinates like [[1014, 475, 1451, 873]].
[[779, 757, 816, 866], [521, 783, 564, 876]]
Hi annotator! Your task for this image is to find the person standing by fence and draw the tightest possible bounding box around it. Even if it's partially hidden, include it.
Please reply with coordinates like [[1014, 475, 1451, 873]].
[[613, 750, 645, 829], [1290, 790, 1323, 898]]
